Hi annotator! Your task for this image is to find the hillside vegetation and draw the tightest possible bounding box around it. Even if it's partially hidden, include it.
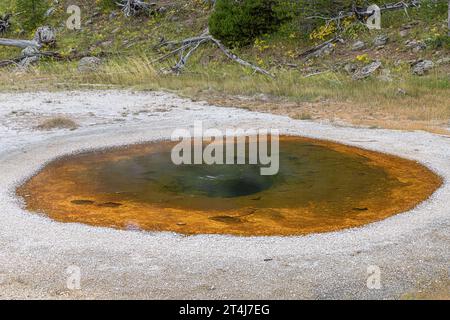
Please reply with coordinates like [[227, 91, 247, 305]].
[[0, 0, 449, 132]]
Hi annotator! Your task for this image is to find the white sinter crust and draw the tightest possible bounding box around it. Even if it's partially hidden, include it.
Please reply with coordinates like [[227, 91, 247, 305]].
[[0, 90, 448, 299]]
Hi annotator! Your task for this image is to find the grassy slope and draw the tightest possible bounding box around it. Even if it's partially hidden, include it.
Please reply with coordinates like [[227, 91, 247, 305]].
[[0, 0, 449, 132]]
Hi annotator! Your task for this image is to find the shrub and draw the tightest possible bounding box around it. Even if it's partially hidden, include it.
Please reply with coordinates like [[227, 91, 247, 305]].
[[97, 0, 117, 11], [15, 0, 50, 31], [209, 0, 283, 47], [36, 117, 79, 130]]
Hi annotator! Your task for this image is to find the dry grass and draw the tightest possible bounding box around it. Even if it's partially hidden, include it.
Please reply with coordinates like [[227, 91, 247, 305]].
[[36, 117, 79, 130], [402, 276, 450, 300], [1, 55, 449, 134]]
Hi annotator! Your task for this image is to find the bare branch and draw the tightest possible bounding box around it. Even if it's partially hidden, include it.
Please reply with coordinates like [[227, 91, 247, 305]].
[[0, 38, 41, 49], [0, 13, 11, 34], [209, 37, 274, 77], [155, 32, 273, 78]]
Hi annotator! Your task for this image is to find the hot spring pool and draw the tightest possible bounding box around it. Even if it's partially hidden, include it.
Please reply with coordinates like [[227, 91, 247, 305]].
[[17, 136, 441, 236]]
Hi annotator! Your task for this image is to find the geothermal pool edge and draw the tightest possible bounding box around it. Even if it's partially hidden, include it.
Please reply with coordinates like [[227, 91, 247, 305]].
[[0, 90, 448, 299]]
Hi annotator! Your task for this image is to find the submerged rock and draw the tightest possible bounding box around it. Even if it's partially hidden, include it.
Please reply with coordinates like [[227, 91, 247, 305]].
[[71, 199, 95, 205], [209, 216, 242, 224], [97, 202, 123, 208]]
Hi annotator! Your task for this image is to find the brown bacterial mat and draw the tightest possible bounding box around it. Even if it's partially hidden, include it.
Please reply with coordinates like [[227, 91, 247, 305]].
[[17, 136, 442, 236]]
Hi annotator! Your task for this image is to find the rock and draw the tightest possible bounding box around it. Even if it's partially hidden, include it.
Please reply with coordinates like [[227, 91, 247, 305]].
[[45, 7, 55, 18], [100, 40, 113, 49], [399, 29, 410, 37], [21, 46, 39, 57], [254, 93, 270, 102], [344, 63, 358, 74], [309, 43, 334, 58], [399, 24, 412, 37], [377, 69, 393, 82], [109, 12, 118, 20], [411, 46, 425, 54], [396, 88, 407, 95], [394, 59, 404, 67], [411, 60, 434, 75], [17, 46, 40, 68], [405, 40, 426, 53], [352, 61, 382, 80], [352, 40, 365, 51], [436, 57, 450, 66], [373, 35, 389, 47], [77, 57, 102, 73], [33, 26, 56, 46], [158, 6, 168, 14]]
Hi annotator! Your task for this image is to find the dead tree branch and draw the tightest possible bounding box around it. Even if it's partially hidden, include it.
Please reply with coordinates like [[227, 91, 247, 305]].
[[297, 36, 342, 60], [0, 13, 11, 34], [0, 38, 40, 49], [209, 37, 274, 77], [117, 0, 160, 17], [0, 26, 57, 68], [156, 30, 274, 77], [0, 26, 56, 49]]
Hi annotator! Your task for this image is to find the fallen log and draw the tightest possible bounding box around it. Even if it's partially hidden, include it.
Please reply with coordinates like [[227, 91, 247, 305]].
[[0, 26, 56, 49], [0, 51, 62, 69], [0, 26, 57, 68]]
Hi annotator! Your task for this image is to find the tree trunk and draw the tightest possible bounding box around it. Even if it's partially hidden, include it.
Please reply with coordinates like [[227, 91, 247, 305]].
[[0, 26, 56, 50], [0, 38, 41, 49], [0, 26, 57, 69]]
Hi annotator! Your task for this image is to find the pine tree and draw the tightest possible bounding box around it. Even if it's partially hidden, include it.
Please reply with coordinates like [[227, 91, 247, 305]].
[[15, 0, 50, 31]]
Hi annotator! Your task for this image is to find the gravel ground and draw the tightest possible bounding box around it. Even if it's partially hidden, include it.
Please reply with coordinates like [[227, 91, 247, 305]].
[[0, 90, 448, 299]]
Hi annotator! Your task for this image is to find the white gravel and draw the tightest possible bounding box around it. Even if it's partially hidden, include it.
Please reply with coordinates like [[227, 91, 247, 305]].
[[0, 90, 448, 299]]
